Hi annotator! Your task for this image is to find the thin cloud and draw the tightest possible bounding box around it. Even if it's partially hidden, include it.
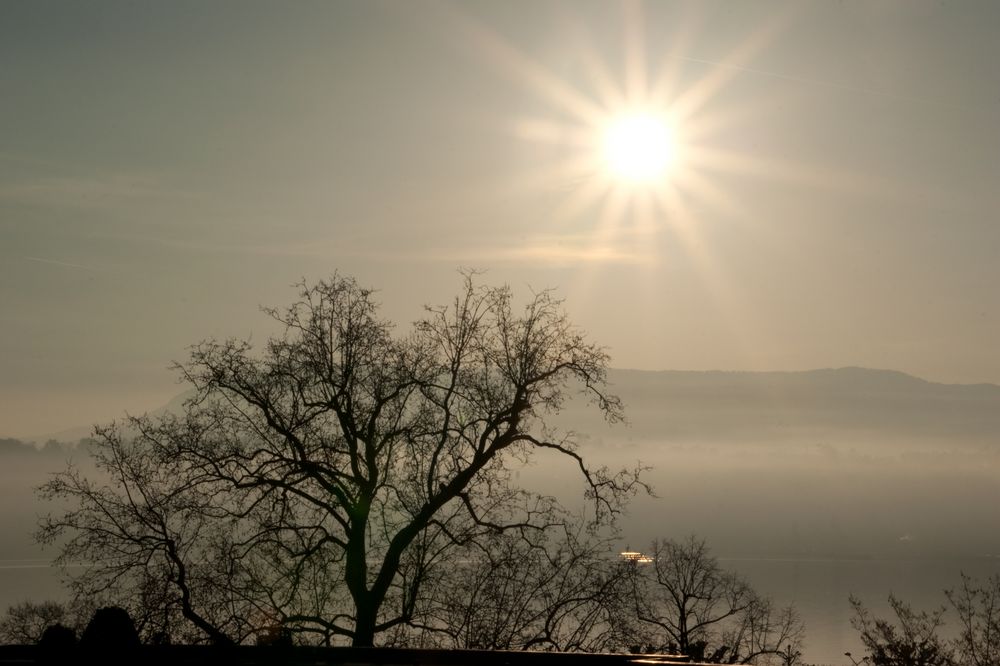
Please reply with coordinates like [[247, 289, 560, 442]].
[[427, 237, 654, 266], [493, 243, 650, 264], [96, 232, 338, 258], [0, 174, 198, 211]]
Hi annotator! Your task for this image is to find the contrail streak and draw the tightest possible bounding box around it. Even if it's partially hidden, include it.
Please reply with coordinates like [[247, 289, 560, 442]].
[[672, 54, 985, 114], [24, 256, 100, 271]]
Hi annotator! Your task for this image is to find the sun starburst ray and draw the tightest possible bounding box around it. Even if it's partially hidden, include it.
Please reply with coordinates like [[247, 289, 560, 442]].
[[669, 12, 792, 124], [623, 0, 649, 104], [442, 6, 608, 125]]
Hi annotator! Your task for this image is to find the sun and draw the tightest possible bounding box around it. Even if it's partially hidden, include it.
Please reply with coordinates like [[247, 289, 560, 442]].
[[439, 1, 793, 265], [602, 112, 677, 184]]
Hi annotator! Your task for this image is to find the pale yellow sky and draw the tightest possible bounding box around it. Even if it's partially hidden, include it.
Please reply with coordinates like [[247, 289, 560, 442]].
[[2, 0, 999, 437]]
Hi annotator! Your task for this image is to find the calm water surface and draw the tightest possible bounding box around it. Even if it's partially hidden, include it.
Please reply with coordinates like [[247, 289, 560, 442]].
[[725, 557, 1000, 665]]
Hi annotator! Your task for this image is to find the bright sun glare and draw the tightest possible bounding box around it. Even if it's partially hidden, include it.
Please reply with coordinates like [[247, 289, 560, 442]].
[[602, 113, 676, 183], [451, 1, 791, 264]]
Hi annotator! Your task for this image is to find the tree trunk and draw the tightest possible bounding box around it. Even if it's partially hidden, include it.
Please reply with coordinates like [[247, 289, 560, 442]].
[[351, 598, 377, 647]]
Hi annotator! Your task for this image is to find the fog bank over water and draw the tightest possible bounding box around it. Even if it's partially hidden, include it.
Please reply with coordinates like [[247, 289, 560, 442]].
[[5, 367, 1000, 561], [536, 367, 1000, 560]]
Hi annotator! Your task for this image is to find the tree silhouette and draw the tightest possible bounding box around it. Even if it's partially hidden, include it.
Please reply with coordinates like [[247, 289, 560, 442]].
[[37, 423, 257, 644], [947, 574, 1000, 666], [410, 519, 631, 651], [40, 273, 644, 646], [621, 536, 804, 664], [850, 594, 953, 666], [0, 600, 80, 645]]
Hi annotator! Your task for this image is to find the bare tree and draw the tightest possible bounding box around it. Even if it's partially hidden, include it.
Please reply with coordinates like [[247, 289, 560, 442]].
[[40, 273, 643, 647], [622, 536, 804, 664], [0, 600, 90, 644], [721, 594, 805, 665], [409, 518, 631, 652], [850, 594, 953, 666], [947, 574, 1000, 666], [38, 421, 280, 645]]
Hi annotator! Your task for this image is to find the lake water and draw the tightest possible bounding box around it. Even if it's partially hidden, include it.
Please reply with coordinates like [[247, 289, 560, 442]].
[[3, 557, 998, 664], [724, 556, 1000, 665]]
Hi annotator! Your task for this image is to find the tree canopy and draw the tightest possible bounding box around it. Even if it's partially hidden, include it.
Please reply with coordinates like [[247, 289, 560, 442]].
[[39, 273, 645, 647]]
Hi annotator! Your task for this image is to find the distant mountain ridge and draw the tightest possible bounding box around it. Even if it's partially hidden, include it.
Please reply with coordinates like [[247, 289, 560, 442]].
[[12, 367, 1000, 447], [561, 366, 1000, 446]]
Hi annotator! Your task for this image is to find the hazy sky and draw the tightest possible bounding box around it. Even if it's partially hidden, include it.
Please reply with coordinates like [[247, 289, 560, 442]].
[[3, 0, 999, 437]]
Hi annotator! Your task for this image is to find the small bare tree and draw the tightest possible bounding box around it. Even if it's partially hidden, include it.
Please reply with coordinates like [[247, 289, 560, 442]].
[[0, 599, 91, 644], [410, 518, 631, 651], [850, 594, 953, 666], [947, 574, 1000, 666], [622, 536, 804, 664], [721, 594, 805, 665], [37, 423, 262, 644]]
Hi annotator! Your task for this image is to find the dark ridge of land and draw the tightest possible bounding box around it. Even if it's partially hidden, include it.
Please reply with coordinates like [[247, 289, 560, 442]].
[[0, 645, 692, 666]]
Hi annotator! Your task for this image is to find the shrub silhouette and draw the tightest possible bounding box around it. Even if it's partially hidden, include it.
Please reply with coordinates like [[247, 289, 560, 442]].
[[37, 623, 77, 666], [38, 623, 76, 648], [80, 606, 140, 650]]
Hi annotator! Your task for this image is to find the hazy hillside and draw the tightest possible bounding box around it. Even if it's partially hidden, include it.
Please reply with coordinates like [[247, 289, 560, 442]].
[[556, 367, 1000, 445], [19, 390, 196, 446]]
